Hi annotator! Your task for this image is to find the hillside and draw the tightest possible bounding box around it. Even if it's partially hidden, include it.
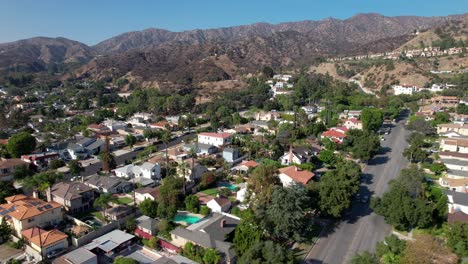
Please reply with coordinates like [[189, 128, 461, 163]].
[[0, 13, 466, 89], [0, 37, 94, 73]]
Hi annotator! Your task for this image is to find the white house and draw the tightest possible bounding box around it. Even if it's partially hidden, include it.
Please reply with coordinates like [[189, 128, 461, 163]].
[[236, 183, 247, 203], [206, 196, 231, 213], [440, 138, 468, 153], [198, 132, 232, 147], [393, 84, 418, 95], [343, 118, 363, 130], [278, 166, 315, 187], [114, 162, 161, 180], [446, 190, 468, 216], [103, 119, 127, 132]]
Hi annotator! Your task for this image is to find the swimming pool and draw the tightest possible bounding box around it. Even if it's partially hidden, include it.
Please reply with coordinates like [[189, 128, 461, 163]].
[[173, 214, 202, 224], [219, 182, 237, 191], [81, 216, 103, 228]]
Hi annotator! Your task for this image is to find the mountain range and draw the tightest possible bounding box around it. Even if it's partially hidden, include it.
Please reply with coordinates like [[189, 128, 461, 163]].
[[0, 13, 467, 88]]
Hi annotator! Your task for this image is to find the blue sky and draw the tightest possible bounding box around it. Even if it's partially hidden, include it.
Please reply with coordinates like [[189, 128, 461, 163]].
[[1, 0, 467, 45]]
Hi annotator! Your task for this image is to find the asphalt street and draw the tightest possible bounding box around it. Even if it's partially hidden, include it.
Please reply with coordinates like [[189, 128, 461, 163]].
[[304, 114, 410, 264]]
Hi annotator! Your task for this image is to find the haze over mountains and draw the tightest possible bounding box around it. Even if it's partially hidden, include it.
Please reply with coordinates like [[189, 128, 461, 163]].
[[0, 13, 467, 87]]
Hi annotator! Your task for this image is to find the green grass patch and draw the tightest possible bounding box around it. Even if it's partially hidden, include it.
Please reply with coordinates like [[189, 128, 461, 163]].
[[91, 211, 106, 222], [118, 197, 133, 205], [201, 188, 219, 196]]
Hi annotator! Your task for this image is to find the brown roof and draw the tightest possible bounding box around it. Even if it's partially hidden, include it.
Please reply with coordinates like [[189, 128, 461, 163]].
[[71, 225, 90, 236], [440, 177, 468, 187], [240, 160, 258, 168], [438, 123, 468, 129], [0, 159, 28, 169], [22, 227, 68, 247], [279, 166, 315, 185], [51, 182, 94, 201], [439, 152, 468, 160], [448, 211, 468, 223], [1, 195, 62, 221], [212, 196, 231, 207], [442, 138, 468, 147], [199, 132, 232, 139], [195, 193, 214, 205]]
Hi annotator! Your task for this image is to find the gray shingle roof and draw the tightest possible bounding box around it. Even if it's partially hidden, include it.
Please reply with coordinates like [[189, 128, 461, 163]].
[[446, 190, 468, 206]]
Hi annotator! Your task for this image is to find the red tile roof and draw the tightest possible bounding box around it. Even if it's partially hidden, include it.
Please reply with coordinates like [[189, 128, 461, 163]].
[[22, 227, 68, 247], [199, 132, 232, 139], [279, 166, 315, 185], [240, 160, 258, 168], [321, 130, 346, 139], [0, 159, 28, 169]]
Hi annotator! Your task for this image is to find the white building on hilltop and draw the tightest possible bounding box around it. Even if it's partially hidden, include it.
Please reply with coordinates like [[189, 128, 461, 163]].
[[393, 84, 418, 95]]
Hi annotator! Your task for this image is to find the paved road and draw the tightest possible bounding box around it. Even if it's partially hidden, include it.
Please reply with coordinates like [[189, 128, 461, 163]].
[[305, 114, 410, 264]]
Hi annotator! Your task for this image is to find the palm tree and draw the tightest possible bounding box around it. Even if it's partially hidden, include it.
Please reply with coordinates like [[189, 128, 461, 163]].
[[94, 193, 118, 221], [161, 130, 171, 176], [178, 161, 189, 195]]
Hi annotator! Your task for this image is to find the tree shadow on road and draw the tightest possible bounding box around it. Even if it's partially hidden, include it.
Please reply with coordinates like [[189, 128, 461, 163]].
[[368, 155, 389, 166]]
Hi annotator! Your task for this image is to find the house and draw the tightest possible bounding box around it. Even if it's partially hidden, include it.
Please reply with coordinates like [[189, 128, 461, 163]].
[[223, 148, 240, 163], [198, 132, 232, 147], [84, 139, 105, 155], [393, 84, 418, 95], [170, 213, 239, 263], [103, 119, 127, 132], [21, 152, 60, 170], [134, 215, 159, 238], [178, 158, 208, 182], [114, 162, 161, 180], [134, 186, 160, 203], [0, 195, 63, 236], [83, 229, 135, 256], [231, 160, 258, 174], [438, 123, 468, 136], [50, 182, 96, 214], [439, 177, 468, 193], [255, 111, 281, 121], [440, 138, 468, 153], [84, 174, 133, 194], [236, 183, 248, 203], [207, 196, 231, 213], [66, 143, 89, 160], [343, 118, 363, 130], [22, 227, 68, 258], [87, 124, 109, 134], [22, 227, 68, 257], [446, 190, 468, 223], [280, 146, 314, 165], [53, 247, 98, 264], [150, 121, 178, 131], [167, 147, 189, 161], [339, 110, 362, 119], [0, 158, 29, 181], [183, 143, 218, 155], [107, 205, 133, 221], [278, 166, 315, 187], [321, 127, 348, 144]]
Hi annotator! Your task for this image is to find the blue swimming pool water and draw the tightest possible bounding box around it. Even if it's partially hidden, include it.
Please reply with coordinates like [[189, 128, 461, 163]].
[[173, 214, 202, 224]]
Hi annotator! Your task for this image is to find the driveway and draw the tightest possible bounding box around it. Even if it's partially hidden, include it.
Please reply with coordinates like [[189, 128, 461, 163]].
[[304, 113, 410, 264]]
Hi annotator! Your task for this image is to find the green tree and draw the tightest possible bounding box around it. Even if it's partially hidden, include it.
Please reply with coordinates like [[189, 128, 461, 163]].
[[432, 112, 450, 127], [125, 134, 137, 148], [265, 185, 310, 241], [49, 159, 65, 170], [113, 257, 138, 264], [203, 248, 221, 264], [200, 205, 211, 216], [13, 164, 33, 180], [6, 132, 36, 158], [0, 181, 17, 203], [0, 218, 12, 243], [157, 176, 183, 219], [233, 210, 263, 255], [147, 236, 159, 249], [94, 193, 118, 219], [318, 149, 336, 165], [139, 199, 158, 218], [238, 241, 295, 264], [371, 166, 434, 230], [68, 160, 84, 176], [99, 151, 116, 173], [343, 129, 381, 161], [361, 108, 384, 132], [246, 164, 281, 209], [262, 66, 274, 78], [351, 251, 379, 264], [318, 160, 360, 217], [184, 195, 200, 213], [125, 218, 136, 232], [406, 116, 434, 135], [447, 222, 468, 257], [22, 171, 63, 193], [375, 234, 406, 262]]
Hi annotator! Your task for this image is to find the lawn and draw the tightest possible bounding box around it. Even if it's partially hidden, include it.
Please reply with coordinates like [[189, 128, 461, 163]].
[[201, 188, 219, 196], [118, 197, 133, 205], [91, 211, 106, 222]]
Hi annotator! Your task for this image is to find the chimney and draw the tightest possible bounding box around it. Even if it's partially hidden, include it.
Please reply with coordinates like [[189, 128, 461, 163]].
[[220, 219, 226, 228], [81, 176, 84, 183], [288, 145, 293, 164], [32, 191, 38, 199], [450, 205, 455, 214], [46, 186, 52, 202]]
